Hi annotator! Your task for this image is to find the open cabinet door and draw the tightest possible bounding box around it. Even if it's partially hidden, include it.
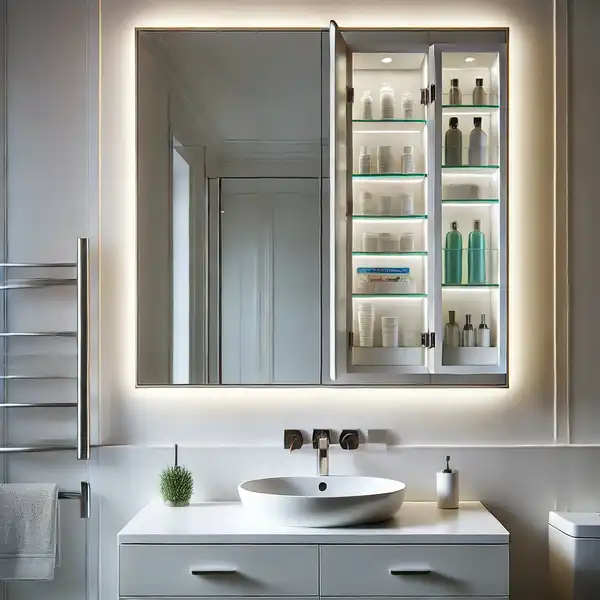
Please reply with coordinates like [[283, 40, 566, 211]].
[[329, 21, 352, 380]]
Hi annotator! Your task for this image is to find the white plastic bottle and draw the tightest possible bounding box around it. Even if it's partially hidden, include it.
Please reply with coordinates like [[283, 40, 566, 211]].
[[468, 117, 488, 166], [402, 92, 415, 119], [358, 146, 372, 174], [360, 90, 373, 120], [400, 145, 415, 174], [472, 78, 487, 105], [380, 84, 395, 119]]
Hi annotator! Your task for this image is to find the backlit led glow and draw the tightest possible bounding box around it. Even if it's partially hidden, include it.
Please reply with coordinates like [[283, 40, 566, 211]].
[[465, 56, 476, 63], [381, 57, 393, 64], [102, 0, 554, 422]]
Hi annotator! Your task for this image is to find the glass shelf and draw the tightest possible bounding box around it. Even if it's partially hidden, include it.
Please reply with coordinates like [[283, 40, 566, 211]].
[[442, 166, 499, 176], [441, 199, 499, 205], [353, 173, 427, 180], [353, 119, 427, 123], [352, 293, 427, 298], [352, 214, 428, 220], [442, 104, 499, 111], [353, 252, 427, 257], [353, 119, 427, 134], [442, 284, 499, 289]]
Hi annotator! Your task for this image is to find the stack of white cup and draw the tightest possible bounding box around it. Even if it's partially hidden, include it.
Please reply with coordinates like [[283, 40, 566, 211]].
[[381, 316, 399, 347], [357, 303, 375, 347]]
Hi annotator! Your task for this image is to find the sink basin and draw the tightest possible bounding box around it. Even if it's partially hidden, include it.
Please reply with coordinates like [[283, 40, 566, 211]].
[[238, 476, 406, 527]]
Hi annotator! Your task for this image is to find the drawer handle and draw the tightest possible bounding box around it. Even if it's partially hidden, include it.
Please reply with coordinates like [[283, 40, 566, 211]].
[[390, 567, 432, 576], [191, 568, 237, 576]]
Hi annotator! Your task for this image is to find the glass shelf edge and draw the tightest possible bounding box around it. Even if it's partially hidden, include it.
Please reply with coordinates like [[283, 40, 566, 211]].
[[442, 284, 499, 289], [352, 215, 428, 219], [352, 119, 427, 123], [352, 252, 427, 256], [353, 173, 427, 178], [442, 104, 500, 109], [352, 293, 428, 298], [441, 199, 499, 204]]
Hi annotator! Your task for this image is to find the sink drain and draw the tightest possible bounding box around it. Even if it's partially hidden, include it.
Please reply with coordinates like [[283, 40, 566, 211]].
[[318, 482, 328, 492]]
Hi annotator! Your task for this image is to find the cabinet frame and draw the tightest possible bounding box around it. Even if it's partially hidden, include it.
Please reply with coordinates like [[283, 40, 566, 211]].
[[325, 25, 508, 386]]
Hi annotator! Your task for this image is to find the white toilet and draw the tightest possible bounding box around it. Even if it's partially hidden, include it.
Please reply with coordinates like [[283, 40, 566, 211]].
[[549, 512, 600, 599]]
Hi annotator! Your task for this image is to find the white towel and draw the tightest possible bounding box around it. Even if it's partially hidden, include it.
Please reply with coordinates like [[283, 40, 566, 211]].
[[0, 483, 60, 580]]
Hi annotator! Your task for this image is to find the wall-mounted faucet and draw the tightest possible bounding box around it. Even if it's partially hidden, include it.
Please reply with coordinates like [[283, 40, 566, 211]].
[[312, 430, 331, 476]]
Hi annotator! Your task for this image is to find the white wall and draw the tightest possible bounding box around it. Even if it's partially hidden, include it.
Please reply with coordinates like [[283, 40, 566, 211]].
[[2, 1, 98, 600], [2, 0, 600, 599], [101, 0, 556, 446]]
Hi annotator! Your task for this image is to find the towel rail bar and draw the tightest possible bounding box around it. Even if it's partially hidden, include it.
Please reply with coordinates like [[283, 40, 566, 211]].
[[58, 482, 91, 518]]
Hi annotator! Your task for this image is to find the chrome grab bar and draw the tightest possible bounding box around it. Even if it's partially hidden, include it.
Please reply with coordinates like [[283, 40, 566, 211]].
[[77, 238, 90, 460]]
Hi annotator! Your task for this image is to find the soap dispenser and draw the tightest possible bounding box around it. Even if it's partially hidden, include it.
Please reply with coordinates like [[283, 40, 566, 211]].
[[437, 455, 459, 510]]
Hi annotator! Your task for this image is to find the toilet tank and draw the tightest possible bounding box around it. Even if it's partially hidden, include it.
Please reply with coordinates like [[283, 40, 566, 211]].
[[549, 512, 600, 600]]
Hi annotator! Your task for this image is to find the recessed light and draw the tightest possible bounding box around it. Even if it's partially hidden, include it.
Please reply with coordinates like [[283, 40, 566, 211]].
[[464, 57, 476, 63], [381, 57, 393, 64]]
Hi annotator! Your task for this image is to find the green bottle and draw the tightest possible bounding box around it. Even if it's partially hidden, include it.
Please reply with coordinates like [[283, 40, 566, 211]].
[[468, 220, 486, 285], [444, 221, 462, 285]]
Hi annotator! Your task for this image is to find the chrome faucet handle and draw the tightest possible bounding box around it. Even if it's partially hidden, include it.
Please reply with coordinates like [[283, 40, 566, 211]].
[[340, 430, 360, 450], [312, 429, 331, 449], [284, 430, 304, 452]]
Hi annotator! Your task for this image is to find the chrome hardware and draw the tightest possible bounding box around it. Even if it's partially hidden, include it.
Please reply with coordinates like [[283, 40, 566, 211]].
[[339, 429, 360, 450], [77, 237, 91, 460], [390, 567, 432, 575], [312, 429, 331, 476], [284, 429, 304, 452], [191, 568, 237, 576]]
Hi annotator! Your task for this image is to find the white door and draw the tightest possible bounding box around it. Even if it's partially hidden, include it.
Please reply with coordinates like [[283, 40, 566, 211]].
[[220, 178, 321, 384]]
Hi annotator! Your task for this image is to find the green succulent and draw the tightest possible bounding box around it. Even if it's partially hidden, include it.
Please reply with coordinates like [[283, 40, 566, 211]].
[[160, 465, 194, 506]]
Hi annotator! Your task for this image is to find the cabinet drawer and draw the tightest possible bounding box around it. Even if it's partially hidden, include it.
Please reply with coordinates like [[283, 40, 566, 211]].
[[320, 545, 508, 597], [120, 545, 319, 597]]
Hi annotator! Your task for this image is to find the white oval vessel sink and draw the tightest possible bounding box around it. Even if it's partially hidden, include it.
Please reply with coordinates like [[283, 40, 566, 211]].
[[238, 476, 406, 528]]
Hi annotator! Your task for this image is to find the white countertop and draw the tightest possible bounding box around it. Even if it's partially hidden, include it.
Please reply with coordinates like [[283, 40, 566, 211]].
[[119, 501, 509, 545]]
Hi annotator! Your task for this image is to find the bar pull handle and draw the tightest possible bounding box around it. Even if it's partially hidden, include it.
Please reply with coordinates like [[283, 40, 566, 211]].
[[77, 237, 91, 460], [191, 568, 237, 576], [80, 481, 91, 519], [390, 567, 432, 576]]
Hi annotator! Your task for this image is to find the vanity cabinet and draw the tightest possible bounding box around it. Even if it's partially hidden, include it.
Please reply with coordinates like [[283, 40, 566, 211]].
[[327, 25, 508, 386], [118, 502, 509, 599]]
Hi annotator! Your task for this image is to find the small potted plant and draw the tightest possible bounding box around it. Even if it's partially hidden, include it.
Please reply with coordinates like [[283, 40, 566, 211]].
[[160, 444, 194, 507]]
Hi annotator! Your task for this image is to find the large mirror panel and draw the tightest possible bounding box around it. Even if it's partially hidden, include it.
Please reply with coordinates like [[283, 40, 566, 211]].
[[137, 30, 324, 385]]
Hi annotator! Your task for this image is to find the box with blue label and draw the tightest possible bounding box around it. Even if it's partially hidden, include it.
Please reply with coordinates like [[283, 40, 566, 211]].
[[355, 266, 415, 294]]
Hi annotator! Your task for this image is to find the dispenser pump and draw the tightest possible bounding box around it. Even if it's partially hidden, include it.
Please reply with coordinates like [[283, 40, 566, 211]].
[[443, 455, 452, 473]]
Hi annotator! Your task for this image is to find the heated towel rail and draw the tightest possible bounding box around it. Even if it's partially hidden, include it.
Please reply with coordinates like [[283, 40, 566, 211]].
[[0, 238, 92, 517]]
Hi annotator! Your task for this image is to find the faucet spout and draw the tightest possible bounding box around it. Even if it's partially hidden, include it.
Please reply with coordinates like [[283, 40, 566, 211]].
[[317, 433, 329, 476]]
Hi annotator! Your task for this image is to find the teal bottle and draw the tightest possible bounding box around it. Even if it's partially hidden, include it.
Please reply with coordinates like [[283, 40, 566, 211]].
[[468, 220, 487, 285], [444, 221, 463, 285]]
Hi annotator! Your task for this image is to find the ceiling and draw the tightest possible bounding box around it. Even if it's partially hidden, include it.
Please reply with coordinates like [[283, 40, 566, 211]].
[[151, 31, 323, 144]]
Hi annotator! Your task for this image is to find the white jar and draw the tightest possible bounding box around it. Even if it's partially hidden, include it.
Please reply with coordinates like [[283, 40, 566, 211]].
[[401, 145, 415, 174], [402, 92, 415, 119], [360, 90, 373, 120], [358, 146, 372, 174], [380, 84, 395, 119], [379, 195, 393, 215], [362, 232, 379, 253], [399, 192, 415, 215], [360, 191, 377, 215], [399, 232, 415, 252], [381, 316, 399, 347], [378, 232, 399, 253], [377, 145, 394, 173]]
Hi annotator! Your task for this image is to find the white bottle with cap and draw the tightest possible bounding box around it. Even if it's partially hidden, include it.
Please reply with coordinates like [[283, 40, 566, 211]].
[[360, 90, 373, 120], [436, 455, 459, 509], [359, 146, 372, 174], [380, 84, 395, 119], [401, 145, 415, 174]]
